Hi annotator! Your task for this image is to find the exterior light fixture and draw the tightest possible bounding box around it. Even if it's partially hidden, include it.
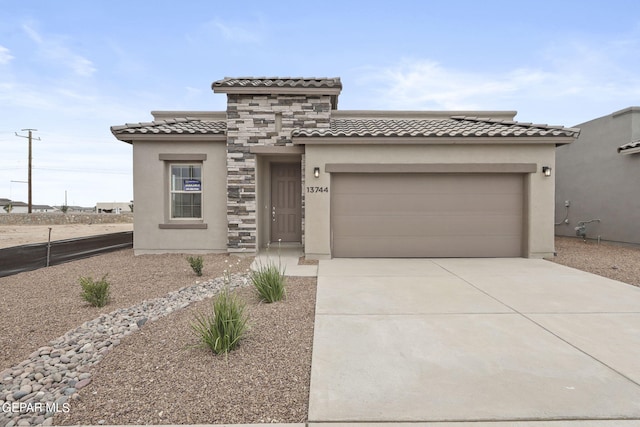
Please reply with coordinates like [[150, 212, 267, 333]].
[[542, 166, 552, 177], [313, 167, 320, 178]]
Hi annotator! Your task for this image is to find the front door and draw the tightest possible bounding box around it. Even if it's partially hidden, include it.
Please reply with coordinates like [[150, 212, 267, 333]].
[[270, 163, 302, 243]]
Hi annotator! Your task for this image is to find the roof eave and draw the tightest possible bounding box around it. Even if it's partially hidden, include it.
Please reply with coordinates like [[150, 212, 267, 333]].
[[111, 132, 226, 144], [151, 111, 226, 120]]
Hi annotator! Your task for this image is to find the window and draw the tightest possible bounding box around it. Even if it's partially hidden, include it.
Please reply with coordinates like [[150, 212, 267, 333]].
[[170, 164, 202, 219]]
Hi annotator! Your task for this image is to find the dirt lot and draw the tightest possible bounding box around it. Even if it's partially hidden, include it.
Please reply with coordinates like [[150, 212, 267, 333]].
[[0, 223, 133, 249]]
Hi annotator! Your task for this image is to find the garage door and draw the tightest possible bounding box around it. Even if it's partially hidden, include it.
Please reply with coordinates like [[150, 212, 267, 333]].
[[331, 173, 524, 257]]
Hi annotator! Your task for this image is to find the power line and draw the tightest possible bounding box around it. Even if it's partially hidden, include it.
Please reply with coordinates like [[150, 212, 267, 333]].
[[15, 129, 40, 213]]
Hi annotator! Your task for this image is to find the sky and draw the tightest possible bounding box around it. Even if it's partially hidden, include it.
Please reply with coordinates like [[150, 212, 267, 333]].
[[1, 0, 640, 207]]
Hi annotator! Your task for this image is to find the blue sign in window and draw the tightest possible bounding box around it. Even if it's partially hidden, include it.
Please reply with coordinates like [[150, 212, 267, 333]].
[[184, 180, 201, 191]]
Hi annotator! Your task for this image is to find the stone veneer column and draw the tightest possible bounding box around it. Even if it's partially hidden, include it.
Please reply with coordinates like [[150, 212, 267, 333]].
[[225, 93, 332, 253]]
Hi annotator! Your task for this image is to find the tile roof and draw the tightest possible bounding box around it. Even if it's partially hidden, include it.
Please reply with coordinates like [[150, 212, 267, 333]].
[[618, 140, 640, 153], [111, 115, 579, 144], [292, 117, 580, 138], [111, 118, 226, 136], [212, 77, 342, 90]]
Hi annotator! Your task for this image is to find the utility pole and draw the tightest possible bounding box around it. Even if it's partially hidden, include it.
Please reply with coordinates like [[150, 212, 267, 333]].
[[15, 129, 40, 213]]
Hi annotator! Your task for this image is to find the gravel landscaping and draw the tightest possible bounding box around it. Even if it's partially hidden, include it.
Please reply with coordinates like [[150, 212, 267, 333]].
[[1, 234, 639, 426], [0, 250, 253, 372], [55, 279, 315, 425], [551, 236, 640, 287], [0, 250, 315, 426]]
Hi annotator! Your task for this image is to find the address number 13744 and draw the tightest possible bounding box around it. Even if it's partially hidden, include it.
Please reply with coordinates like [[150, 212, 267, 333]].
[[306, 186, 329, 193]]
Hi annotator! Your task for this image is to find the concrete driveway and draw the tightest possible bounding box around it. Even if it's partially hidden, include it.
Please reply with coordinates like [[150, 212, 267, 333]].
[[308, 258, 640, 426]]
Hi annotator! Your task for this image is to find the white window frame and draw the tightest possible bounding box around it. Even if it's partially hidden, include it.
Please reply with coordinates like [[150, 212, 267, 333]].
[[169, 163, 203, 220]]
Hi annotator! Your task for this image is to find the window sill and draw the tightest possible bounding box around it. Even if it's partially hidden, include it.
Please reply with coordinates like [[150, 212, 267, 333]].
[[159, 223, 208, 229]]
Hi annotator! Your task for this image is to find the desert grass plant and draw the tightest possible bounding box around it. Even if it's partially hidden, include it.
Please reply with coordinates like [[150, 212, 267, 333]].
[[187, 255, 204, 276], [79, 274, 111, 307], [251, 242, 286, 303], [191, 287, 248, 355]]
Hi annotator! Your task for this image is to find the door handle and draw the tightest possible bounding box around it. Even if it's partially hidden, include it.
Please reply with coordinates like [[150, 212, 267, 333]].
[[272, 206, 276, 222]]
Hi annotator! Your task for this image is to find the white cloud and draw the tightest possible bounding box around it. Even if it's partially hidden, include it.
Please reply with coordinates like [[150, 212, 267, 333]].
[[198, 18, 264, 43], [0, 46, 14, 64], [22, 23, 96, 77], [185, 86, 202, 97], [213, 19, 262, 43], [358, 60, 557, 110], [22, 23, 43, 44], [355, 40, 640, 126], [69, 56, 96, 77]]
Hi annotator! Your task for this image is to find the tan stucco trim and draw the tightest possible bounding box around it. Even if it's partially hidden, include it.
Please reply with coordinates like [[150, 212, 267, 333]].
[[159, 223, 208, 229], [159, 153, 207, 161], [611, 106, 640, 119], [325, 163, 537, 174], [293, 137, 575, 146], [151, 111, 226, 120], [250, 146, 304, 154]]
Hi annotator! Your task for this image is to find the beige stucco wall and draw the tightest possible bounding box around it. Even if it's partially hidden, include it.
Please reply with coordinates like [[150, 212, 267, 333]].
[[304, 142, 557, 259], [132, 140, 228, 254]]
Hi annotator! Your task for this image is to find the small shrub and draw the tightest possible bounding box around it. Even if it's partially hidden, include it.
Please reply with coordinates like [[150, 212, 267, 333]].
[[191, 288, 248, 354], [79, 275, 111, 307], [251, 259, 286, 303], [187, 255, 204, 276]]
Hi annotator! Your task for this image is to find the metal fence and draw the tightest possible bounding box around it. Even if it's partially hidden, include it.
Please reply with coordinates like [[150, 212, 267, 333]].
[[0, 232, 133, 278]]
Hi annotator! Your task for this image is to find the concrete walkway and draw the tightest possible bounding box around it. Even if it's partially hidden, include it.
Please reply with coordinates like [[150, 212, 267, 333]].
[[250, 247, 317, 277], [308, 258, 640, 425]]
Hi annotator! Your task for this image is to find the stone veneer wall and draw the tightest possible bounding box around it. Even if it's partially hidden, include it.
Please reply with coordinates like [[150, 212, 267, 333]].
[[0, 213, 134, 225], [225, 93, 333, 252]]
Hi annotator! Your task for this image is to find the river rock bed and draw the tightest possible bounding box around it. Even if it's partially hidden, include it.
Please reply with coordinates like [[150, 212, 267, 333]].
[[0, 273, 248, 427]]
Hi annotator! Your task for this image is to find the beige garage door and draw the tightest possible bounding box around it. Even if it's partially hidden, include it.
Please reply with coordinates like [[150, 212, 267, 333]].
[[331, 173, 524, 257]]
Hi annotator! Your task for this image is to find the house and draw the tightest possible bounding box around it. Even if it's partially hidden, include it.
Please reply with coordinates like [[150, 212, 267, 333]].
[[111, 77, 579, 258], [555, 107, 640, 245], [96, 202, 133, 213], [0, 199, 29, 214], [32, 204, 57, 213], [1, 199, 56, 213], [62, 205, 95, 213]]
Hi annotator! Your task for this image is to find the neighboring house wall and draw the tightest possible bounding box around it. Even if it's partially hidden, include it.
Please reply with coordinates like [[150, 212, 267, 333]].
[[305, 143, 557, 259], [132, 140, 228, 254], [555, 107, 640, 244]]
